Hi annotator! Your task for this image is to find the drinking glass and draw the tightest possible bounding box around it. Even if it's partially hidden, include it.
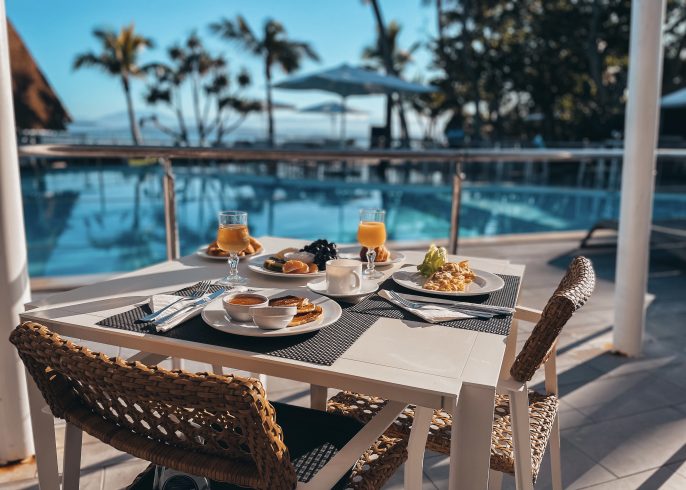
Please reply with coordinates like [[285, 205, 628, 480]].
[[216, 210, 249, 286], [357, 208, 386, 279]]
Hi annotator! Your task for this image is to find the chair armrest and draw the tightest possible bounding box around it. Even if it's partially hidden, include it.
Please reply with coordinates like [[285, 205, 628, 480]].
[[514, 305, 542, 324], [497, 377, 527, 393]]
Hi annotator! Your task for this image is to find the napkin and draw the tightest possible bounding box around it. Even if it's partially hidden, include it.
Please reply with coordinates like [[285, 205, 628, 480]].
[[379, 290, 474, 323], [148, 294, 208, 332]]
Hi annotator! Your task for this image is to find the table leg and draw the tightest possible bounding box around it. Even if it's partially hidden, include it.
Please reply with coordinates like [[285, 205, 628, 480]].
[[404, 405, 433, 488], [310, 385, 328, 411], [449, 384, 495, 489], [26, 373, 60, 490]]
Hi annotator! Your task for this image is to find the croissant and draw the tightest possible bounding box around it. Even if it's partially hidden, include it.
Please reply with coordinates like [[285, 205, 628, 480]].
[[360, 246, 390, 262]]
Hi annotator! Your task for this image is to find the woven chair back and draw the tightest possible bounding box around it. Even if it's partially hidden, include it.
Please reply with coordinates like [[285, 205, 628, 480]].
[[510, 256, 595, 382], [10, 322, 297, 488]]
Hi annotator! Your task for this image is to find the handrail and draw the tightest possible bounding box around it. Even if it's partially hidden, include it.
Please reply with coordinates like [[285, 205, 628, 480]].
[[18, 143, 686, 162], [17, 143, 686, 259]]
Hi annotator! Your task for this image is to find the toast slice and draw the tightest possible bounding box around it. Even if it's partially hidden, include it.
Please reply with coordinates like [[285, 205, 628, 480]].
[[288, 305, 323, 327], [269, 295, 316, 314]]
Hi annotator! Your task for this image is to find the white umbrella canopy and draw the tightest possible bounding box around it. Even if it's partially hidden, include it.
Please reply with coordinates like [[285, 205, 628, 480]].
[[299, 101, 367, 139], [275, 63, 434, 97], [660, 87, 686, 108], [275, 63, 434, 145], [300, 101, 366, 114]]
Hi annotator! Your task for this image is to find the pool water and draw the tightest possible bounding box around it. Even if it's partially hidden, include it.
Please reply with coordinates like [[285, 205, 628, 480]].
[[21, 164, 686, 277]]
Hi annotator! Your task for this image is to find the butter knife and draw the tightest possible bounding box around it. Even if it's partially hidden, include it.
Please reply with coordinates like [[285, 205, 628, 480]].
[[153, 288, 225, 325], [395, 292, 514, 315]]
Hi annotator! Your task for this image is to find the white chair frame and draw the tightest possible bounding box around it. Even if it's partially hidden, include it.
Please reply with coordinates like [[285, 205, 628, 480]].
[[487, 305, 562, 490]]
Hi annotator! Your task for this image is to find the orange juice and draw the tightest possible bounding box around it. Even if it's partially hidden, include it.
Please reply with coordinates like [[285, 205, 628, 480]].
[[357, 221, 387, 248], [217, 224, 250, 253]]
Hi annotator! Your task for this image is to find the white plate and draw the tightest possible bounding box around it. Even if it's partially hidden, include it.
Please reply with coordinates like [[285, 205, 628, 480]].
[[391, 266, 505, 297], [201, 289, 341, 337], [195, 244, 262, 261], [306, 278, 379, 299], [337, 246, 406, 268], [247, 253, 326, 278]]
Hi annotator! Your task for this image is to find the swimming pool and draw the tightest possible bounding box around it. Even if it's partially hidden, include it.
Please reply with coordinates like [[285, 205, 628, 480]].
[[21, 164, 686, 277]]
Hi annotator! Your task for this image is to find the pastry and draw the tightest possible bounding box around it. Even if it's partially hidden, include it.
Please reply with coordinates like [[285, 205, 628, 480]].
[[288, 305, 323, 326], [360, 246, 390, 262], [206, 237, 262, 257], [269, 295, 316, 314]]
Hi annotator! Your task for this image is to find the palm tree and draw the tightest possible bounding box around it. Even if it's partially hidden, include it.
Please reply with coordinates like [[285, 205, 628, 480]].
[[210, 16, 320, 146], [362, 20, 418, 147], [74, 24, 154, 145]]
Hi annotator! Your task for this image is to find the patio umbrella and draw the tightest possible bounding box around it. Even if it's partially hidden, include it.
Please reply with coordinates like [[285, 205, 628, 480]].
[[660, 87, 686, 109], [299, 101, 366, 139], [274, 63, 434, 145]]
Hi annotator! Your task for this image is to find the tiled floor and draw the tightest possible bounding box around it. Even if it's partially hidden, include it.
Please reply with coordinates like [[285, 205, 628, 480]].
[[2, 235, 685, 489]]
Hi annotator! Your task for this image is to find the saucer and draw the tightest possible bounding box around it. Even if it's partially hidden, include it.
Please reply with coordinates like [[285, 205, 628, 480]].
[[306, 278, 379, 299]]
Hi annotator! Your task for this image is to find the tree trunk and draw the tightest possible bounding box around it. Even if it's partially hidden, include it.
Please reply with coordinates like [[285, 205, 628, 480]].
[[265, 57, 275, 147], [370, 0, 410, 147], [121, 75, 142, 145], [384, 94, 392, 148], [191, 72, 205, 146]]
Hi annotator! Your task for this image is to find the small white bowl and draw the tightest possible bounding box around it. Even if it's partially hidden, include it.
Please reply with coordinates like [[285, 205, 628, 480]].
[[223, 293, 269, 322], [251, 305, 297, 330]]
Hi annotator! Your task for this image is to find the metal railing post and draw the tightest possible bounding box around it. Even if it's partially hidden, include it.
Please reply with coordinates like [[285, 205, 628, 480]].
[[448, 161, 464, 255], [161, 158, 179, 261]]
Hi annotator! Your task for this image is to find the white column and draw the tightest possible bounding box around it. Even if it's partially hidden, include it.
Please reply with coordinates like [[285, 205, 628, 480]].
[[613, 0, 666, 356], [0, 1, 35, 461]]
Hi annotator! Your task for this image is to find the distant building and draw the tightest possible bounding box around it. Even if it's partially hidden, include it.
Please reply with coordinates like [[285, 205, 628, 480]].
[[8, 20, 71, 131]]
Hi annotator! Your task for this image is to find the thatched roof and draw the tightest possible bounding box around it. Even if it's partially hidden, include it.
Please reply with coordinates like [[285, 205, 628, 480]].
[[8, 20, 71, 130]]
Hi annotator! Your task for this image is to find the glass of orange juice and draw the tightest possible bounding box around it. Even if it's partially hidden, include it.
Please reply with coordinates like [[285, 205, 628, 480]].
[[357, 208, 386, 279], [217, 210, 249, 286]]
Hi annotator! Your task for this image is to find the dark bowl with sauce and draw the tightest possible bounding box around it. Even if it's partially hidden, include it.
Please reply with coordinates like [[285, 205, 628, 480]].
[[223, 292, 269, 321]]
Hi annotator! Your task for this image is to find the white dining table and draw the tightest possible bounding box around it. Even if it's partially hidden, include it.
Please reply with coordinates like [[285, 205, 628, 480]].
[[21, 236, 525, 490]]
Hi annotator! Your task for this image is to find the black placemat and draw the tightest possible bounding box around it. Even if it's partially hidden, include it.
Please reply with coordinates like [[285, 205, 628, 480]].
[[348, 275, 519, 336], [96, 282, 378, 366], [96, 283, 226, 332]]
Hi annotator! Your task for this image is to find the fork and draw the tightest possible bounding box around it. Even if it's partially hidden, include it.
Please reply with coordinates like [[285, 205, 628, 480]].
[[138, 280, 212, 322], [387, 290, 496, 320]]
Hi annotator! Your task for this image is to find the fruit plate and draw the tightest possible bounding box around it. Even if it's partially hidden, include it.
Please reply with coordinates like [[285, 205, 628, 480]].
[[247, 254, 325, 278], [391, 266, 505, 297], [195, 244, 262, 261], [201, 289, 341, 337], [336, 246, 406, 268]]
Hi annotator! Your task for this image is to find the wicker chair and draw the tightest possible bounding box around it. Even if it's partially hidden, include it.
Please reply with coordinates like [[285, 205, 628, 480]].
[[327, 256, 596, 490], [10, 322, 408, 490]]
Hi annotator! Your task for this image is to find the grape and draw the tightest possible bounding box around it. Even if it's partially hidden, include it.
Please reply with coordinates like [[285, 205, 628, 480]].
[[301, 239, 338, 270]]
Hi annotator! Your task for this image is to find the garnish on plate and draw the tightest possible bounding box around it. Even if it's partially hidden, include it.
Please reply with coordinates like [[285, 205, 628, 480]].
[[417, 244, 447, 277]]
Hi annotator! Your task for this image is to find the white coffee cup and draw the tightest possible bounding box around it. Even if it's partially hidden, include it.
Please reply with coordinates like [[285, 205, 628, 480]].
[[326, 259, 362, 294]]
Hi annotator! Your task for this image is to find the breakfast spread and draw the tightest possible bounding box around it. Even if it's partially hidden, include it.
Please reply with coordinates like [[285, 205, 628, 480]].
[[207, 236, 262, 257], [359, 245, 390, 262], [262, 239, 337, 274], [269, 295, 323, 326], [423, 261, 476, 292], [417, 244, 476, 292]]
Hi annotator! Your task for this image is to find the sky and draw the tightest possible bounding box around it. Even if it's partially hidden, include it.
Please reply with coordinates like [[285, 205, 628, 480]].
[[7, 0, 437, 140]]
